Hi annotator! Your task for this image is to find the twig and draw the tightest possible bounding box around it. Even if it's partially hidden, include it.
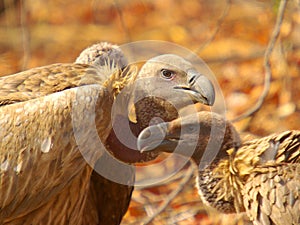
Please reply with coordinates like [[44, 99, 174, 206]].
[[166, 208, 199, 224], [193, 0, 231, 55], [20, 0, 30, 70], [232, 0, 288, 123], [141, 161, 196, 225]]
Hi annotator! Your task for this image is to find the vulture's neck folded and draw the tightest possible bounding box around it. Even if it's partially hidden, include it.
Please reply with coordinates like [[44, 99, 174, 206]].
[[105, 96, 179, 163], [105, 115, 157, 163]]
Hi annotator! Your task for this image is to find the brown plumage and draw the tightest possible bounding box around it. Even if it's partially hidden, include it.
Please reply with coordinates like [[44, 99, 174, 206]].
[[137, 111, 300, 225], [0, 42, 133, 224], [0, 43, 135, 224], [243, 163, 299, 225], [0, 43, 215, 224]]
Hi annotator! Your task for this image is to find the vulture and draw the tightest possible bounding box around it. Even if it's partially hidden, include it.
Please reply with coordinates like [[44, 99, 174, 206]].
[[0, 43, 215, 224], [138, 111, 300, 225]]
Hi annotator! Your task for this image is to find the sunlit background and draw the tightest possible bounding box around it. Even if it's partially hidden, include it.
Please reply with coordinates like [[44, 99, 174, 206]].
[[0, 0, 299, 224]]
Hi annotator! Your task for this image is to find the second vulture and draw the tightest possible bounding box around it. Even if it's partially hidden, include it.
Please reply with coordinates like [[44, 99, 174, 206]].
[[138, 111, 300, 225]]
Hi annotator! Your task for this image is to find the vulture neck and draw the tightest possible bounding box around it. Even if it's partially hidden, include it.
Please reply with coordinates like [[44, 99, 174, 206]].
[[105, 116, 147, 163], [106, 96, 179, 164], [134, 96, 179, 130], [190, 113, 241, 167]]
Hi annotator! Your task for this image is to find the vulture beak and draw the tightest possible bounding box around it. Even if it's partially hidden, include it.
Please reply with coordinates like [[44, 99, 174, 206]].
[[174, 70, 215, 106], [137, 122, 179, 153]]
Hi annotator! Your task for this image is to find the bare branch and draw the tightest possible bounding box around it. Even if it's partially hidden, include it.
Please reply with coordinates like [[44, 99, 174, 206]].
[[194, 0, 231, 55], [232, 0, 288, 123], [142, 161, 196, 225]]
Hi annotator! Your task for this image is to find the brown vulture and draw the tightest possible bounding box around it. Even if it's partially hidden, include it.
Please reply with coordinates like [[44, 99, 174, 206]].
[[138, 111, 300, 225], [0, 43, 215, 224]]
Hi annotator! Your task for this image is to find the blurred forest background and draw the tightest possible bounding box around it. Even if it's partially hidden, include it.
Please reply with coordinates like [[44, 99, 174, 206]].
[[0, 0, 299, 224]]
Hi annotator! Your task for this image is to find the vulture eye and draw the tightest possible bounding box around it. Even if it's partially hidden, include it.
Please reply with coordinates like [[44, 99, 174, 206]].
[[161, 69, 175, 80]]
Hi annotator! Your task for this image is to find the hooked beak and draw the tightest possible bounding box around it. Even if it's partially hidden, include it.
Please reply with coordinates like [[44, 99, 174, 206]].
[[174, 71, 215, 106], [137, 122, 179, 153]]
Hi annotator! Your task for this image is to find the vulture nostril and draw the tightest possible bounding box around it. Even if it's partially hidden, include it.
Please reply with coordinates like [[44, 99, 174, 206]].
[[188, 75, 196, 84], [141, 129, 152, 139]]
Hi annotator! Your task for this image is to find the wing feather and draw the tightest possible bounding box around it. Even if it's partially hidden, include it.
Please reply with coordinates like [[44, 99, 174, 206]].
[[0, 84, 110, 223], [0, 63, 105, 106], [243, 163, 300, 225]]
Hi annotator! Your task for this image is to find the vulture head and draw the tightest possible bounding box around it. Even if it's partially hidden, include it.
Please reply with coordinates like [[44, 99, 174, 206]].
[[136, 111, 240, 165], [128, 54, 215, 127], [137, 54, 215, 104], [105, 55, 216, 163]]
